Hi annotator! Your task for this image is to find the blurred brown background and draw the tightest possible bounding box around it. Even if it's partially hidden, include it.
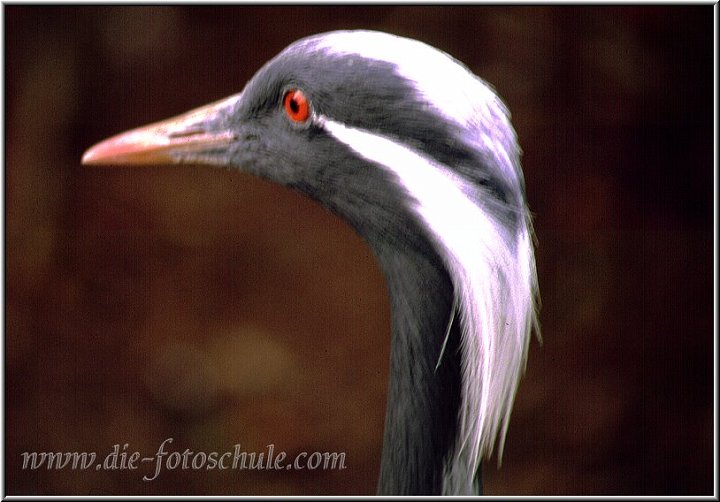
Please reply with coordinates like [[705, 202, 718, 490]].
[[3, 5, 714, 496]]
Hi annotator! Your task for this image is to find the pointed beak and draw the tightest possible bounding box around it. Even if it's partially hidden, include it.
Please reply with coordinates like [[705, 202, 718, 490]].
[[81, 93, 242, 166]]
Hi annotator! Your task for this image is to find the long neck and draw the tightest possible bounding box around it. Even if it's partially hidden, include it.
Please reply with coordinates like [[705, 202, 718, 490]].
[[374, 244, 479, 495]]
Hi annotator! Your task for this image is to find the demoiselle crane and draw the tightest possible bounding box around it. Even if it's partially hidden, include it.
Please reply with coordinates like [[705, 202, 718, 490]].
[[82, 30, 539, 495]]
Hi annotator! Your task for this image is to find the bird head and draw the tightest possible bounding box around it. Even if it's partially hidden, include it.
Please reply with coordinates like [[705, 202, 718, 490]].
[[83, 30, 525, 246]]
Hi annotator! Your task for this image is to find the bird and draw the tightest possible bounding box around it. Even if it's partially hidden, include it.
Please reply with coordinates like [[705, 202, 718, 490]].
[[82, 30, 539, 495]]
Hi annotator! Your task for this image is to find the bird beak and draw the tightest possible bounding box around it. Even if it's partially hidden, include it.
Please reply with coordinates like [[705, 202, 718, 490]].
[[81, 94, 241, 166]]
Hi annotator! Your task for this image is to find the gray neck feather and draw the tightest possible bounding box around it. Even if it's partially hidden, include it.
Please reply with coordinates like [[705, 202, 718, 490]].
[[373, 243, 475, 495]]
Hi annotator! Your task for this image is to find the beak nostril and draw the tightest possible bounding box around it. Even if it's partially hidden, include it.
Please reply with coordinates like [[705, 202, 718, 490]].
[[167, 128, 206, 139]]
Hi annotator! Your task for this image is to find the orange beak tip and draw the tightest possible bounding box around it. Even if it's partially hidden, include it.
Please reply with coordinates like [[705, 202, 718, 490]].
[[81, 146, 102, 165]]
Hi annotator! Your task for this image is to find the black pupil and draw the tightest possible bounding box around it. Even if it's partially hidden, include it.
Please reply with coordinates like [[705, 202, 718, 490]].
[[289, 97, 299, 114]]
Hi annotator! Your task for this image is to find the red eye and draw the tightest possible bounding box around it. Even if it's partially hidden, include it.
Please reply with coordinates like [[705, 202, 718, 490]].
[[283, 89, 310, 123]]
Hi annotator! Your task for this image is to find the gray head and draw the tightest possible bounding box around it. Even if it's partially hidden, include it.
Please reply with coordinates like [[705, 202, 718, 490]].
[[85, 31, 525, 241]]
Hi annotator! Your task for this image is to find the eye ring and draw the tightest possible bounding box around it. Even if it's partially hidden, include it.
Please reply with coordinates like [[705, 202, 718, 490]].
[[283, 89, 311, 123]]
